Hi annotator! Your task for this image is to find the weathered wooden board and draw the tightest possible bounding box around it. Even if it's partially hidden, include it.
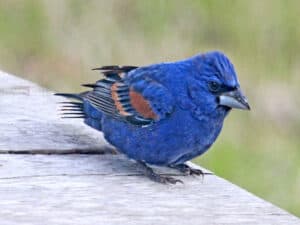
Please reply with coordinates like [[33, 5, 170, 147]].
[[0, 71, 299, 225], [0, 70, 112, 154], [0, 154, 299, 225]]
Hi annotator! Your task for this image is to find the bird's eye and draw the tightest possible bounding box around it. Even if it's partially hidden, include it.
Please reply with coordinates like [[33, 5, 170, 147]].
[[208, 81, 220, 92]]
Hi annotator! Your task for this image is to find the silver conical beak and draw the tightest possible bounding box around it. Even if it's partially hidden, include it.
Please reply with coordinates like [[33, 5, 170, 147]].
[[219, 88, 250, 110]]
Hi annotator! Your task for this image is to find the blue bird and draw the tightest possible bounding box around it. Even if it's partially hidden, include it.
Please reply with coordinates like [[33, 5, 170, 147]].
[[56, 51, 250, 184]]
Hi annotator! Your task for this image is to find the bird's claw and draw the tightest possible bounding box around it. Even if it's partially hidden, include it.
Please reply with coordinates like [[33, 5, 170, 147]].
[[170, 164, 204, 177], [184, 167, 204, 176], [159, 176, 183, 184], [137, 161, 183, 184]]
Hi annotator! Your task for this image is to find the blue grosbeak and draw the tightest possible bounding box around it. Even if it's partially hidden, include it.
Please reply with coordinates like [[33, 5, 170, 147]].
[[56, 51, 250, 184]]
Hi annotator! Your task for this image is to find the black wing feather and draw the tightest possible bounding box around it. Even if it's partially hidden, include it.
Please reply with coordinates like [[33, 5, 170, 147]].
[[56, 65, 153, 126]]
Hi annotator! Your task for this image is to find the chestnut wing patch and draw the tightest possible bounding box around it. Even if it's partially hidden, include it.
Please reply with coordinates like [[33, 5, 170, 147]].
[[82, 64, 174, 126], [129, 90, 157, 119], [84, 78, 156, 126]]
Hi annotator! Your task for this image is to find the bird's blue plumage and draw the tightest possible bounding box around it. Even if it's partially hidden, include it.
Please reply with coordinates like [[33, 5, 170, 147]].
[[58, 51, 249, 169], [83, 101, 103, 130]]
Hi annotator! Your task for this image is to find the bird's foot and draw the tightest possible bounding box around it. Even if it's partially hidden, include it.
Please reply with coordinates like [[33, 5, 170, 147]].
[[137, 161, 183, 184], [170, 163, 204, 176]]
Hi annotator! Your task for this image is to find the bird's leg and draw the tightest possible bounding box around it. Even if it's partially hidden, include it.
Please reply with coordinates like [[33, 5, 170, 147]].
[[136, 161, 183, 184], [170, 163, 204, 176]]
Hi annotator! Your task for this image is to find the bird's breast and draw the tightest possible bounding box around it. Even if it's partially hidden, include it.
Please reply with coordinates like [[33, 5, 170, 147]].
[[101, 108, 225, 165]]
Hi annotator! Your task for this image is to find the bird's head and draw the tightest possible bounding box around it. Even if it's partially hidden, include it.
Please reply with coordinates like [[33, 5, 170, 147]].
[[191, 51, 250, 113]]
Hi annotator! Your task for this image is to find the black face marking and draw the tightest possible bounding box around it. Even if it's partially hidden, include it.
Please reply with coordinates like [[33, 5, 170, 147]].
[[208, 81, 238, 95]]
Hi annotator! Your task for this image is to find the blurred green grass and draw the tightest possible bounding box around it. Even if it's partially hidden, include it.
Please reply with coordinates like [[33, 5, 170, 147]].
[[0, 0, 299, 216]]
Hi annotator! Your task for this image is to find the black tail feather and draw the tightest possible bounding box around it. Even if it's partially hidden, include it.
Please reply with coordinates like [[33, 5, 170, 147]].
[[60, 112, 85, 116], [60, 108, 83, 112], [55, 93, 85, 119], [81, 84, 98, 88], [59, 101, 83, 106], [60, 105, 83, 109], [55, 93, 83, 101], [61, 116, 86, 119]]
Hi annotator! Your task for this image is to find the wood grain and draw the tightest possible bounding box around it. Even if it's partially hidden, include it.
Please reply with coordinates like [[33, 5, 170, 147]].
[[0, 71, 113, 154], [0, 70, 299, 225], [0, 154, 299, 225]]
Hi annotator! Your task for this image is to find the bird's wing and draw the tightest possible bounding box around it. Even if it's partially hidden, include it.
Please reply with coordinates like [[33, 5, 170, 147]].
[[83, 65, 175, 126]]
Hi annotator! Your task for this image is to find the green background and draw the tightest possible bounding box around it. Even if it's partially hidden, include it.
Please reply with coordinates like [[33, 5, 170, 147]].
[[0, 0, 299, 216]]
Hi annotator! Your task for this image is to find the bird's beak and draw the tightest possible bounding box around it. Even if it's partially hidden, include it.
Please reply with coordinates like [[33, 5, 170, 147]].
[[219, 88, 250, 110]]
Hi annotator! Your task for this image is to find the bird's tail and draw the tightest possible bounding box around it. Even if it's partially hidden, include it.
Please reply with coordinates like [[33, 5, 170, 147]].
[[55, 93, 83, 100], [54, 93, 86, 119]]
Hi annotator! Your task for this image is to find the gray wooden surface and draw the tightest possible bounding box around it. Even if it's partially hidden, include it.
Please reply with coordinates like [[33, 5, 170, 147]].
[[0, 71, 113, 154], [0, 70, 299, 225]]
